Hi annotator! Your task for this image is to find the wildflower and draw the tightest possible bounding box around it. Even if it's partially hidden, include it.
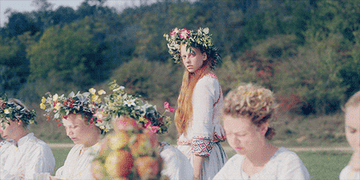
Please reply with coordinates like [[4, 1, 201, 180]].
[[41, 97, 46, 104], [179, 28, 190, 40], [89, 88, 96, 95], [124, 99, 136, 107], [53, 94, 59, 102], [4, 109, 10, 114], [98, 90, 106, 95], [40, 103, 46, 110]]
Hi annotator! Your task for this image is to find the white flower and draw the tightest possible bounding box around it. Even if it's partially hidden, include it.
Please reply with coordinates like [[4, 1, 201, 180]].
[[203, 27, 209, 34], [113, 86, 125, 92], [124, 99, 136, 107]]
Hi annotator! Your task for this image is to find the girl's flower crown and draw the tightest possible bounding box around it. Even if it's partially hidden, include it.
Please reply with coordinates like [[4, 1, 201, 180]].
[[98, 80, 172, 134], [0, 96, 37, 127], [40, 88, 111, 132], [163, 27, 221, 69]]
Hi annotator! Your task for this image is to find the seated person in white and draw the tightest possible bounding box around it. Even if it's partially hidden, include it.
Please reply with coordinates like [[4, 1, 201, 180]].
[[0, 98, 55, 179], [0, 136, 11, 166], [213, 84, 310, 180], [39, 90, 108, 180], [339, 91, 360, 180]]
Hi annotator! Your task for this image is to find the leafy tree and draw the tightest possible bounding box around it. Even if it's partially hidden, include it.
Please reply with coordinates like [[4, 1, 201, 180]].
[[27, 17, 109, 92]]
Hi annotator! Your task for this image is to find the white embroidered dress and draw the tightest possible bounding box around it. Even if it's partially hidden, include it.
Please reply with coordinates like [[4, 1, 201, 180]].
[[213, 147, 311, 180], [54, 142, 100, 180], [177, 73, 228, 180], [340, 165, 360, 180], [159, 142, 193, 180], [0, 133, 55, 179]]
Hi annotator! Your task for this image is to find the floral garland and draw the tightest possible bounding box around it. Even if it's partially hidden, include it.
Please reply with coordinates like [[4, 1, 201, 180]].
[[163, 27, 221, 69], [40, 88, 111, 132], [0, 96, 37, 127], [95, 80, 173, 134]]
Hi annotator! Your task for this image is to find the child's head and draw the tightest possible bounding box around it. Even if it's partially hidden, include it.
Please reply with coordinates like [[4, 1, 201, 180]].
[[0, 98, 36, 143], [180, 44, 209, 73], [62, 113, 101, 147], [344, 91, 360, 153], [164, 27, 221, 71], [222, 84, 277, 140]]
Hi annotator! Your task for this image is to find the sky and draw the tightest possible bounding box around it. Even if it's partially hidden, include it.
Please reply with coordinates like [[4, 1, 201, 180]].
[[0, 0, 149, 27]]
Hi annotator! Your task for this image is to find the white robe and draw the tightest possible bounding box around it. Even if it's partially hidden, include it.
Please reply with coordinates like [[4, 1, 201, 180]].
[[0, 133, 55, 180], [213, 147, 311, 180], [0, 140, 12, 167], [159, 142, 193, 180], [340, 165, 360, 180], [177, 73, 228, 180], [54, 143, 100, 180]]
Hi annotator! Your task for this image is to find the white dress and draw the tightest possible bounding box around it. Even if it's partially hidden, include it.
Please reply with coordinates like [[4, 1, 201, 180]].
[[340, 165, 360, 180], [54, 142, 100, 180], [0, 133, 55, 179], [0, 140, 12, 166], [177, 73, 228, 180], [159, 142, 193, 180], [213, 147, 311, 180]]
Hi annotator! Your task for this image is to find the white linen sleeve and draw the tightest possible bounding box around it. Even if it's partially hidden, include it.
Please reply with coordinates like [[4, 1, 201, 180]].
[[191, 77, 220, 156], [277, 152, 311, 180], [24, 144, 55, 179]]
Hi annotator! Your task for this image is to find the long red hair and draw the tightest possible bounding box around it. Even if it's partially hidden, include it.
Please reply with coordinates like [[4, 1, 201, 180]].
[[174, 58, 211, 135]]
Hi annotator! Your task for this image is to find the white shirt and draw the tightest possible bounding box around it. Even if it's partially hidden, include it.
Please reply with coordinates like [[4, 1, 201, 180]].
[[340, 165, 360, 180], [0, 133, 55, 179], [0, 140, 12, 166], [55, 143, 100, 180], [213, 147, 311, 180], [159, 142, 193, 180]]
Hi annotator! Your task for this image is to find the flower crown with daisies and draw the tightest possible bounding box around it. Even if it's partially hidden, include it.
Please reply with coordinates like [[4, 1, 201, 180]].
[[40, 88, 111, 132], [0, 96, 37, 128], [95, 80, 173, 134], [164, 27, 221, 69]]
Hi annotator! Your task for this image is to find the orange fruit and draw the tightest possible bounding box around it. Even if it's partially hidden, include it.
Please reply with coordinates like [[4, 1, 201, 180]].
[[108, 131, 130, 150], [135, 156, 160, 177], [90, 160, 105, 180], [113, 116, 140, 132], [105, 150, 133, 178]]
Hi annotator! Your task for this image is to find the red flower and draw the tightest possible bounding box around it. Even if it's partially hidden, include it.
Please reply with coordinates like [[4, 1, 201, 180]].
[[179, 28, 190, 40], [164, 102, 175, 113]]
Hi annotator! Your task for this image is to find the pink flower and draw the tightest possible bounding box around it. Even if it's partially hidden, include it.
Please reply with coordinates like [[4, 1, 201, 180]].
[[144, 121, 159, 134], [170, 28, 179, 36], [93, 110, 105, 122], [113, 116, 139, 131], [164, 102, 175, 113], [179, 28, 190, 40]]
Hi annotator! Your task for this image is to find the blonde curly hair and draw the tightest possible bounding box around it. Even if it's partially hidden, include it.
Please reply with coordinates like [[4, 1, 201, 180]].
[[222, 83, 278, 140]]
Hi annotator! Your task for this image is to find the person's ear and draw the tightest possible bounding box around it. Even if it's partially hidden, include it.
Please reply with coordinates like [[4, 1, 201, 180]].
[[259, 122, 269, 136], [202, 52, 207, 61]]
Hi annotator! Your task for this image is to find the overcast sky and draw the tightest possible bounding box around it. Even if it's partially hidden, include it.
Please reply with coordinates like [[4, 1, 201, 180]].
[[0, 0, 148, 27]]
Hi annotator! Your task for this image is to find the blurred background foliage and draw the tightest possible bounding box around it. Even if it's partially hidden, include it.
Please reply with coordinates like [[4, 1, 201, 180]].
[[0, 0, 359, 144]]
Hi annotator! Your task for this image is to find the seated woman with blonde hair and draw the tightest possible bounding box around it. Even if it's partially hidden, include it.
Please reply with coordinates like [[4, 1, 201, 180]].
[[213, 84, 310, 180], [0, 98, 55, 179]]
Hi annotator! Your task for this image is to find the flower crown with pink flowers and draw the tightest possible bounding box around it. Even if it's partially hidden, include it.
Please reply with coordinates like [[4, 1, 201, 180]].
[[164, 27, 221, 69], [95, 80, 173, 134], [40, 89, 111, 133]]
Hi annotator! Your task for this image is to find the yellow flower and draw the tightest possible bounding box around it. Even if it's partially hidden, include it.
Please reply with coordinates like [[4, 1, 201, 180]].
[[92, 95, 101, 103], [53, 94, 59, 102], [98, 90, 106, 95], [41, 97, 46, 103], [40, 103, 46, 110], [54, 103, 61, 110], [89, 88, 96, 95], [4, 109, 10, 114]]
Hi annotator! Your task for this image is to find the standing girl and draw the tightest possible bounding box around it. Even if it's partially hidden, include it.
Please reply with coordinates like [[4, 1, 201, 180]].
[[164, 27, 228, 180]]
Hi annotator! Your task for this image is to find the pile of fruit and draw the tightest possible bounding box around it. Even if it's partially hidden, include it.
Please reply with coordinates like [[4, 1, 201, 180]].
[[91, 116, 165, 180]]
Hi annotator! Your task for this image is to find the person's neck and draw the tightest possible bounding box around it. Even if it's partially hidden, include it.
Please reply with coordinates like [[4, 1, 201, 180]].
[[14, 130, 29, 147], [83, 133, 101, 148], [245, 142, 278, 167], [349, 150, 360, 171]]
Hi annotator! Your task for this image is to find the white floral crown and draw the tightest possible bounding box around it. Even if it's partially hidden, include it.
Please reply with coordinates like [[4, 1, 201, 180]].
[[40, 88, 111, 132], [96, 80, 173, 134], [0, 96, 37, 127], [164, 27, 221, 69]]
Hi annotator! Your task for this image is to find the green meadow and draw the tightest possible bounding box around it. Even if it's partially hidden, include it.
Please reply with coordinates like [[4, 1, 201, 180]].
[[52, 147, 351, 180]]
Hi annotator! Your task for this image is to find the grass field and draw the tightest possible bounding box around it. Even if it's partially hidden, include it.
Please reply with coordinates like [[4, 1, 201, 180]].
[[51, 147, 352, 180]]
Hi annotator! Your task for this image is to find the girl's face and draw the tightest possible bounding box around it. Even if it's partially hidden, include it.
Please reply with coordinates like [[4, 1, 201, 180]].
[[63, 114, 98, 147], [223, 115, 267, 156], [180, 45, 207, 73], [345, 105, 360, 153], [0, 119, 23, 141]]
